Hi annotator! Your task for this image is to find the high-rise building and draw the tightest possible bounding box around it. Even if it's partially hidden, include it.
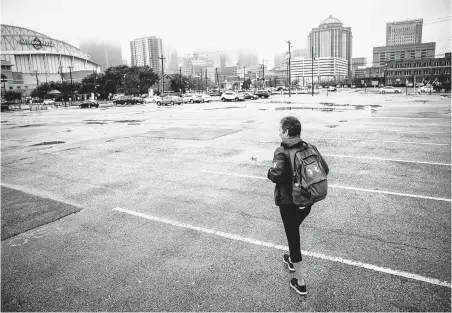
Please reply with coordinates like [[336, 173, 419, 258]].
[[307, 15, 353, 80], [274, 53, 286, 67], [293, 49, 306, 58], [168, 50, 179, 72], [79, 39, 122, 70], [130, 36, 164, 72], [386, 19, 423, 46], [237, 49, 258, 67], [198, 51, 226, 69]]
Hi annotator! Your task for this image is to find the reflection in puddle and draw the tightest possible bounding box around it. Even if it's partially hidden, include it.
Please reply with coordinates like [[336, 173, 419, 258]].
[[31, 141, 66, 146]]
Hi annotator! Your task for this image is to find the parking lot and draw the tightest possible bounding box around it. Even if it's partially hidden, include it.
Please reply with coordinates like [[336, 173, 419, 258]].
[[1, 91, 451, 311]]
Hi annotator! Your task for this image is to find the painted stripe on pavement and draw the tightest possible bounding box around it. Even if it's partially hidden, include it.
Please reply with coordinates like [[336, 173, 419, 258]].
[[113, 207, 451, 289], [359, 128, 446, 134], [323, 154, 451, 166], [318, 138, 449, 146], [201, 170, 451, 202]]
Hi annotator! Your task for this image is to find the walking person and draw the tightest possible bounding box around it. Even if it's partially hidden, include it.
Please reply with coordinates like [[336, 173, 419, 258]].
[[267, 116, 329, 295]]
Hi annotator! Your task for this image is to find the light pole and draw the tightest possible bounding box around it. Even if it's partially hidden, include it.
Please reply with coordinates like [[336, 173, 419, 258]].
[[311, 46, 314, 97]]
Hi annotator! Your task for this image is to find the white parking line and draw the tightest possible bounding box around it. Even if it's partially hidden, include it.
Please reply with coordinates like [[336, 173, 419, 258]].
[[201, 170, 451, 203], [359, 128, 446, 134], [112, 207, 451, 289], [317, 138, 449, 146], [323, 154, 451, 166]]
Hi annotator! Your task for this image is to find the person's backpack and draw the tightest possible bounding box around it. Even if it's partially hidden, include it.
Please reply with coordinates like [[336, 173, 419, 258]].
[[289, 141, 328, 207]]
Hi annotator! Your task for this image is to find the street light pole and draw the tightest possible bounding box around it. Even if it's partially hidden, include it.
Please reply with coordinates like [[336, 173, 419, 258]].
[[311, 46, 314, 97], [286, 41, 291, 97], [159, 55, 166, 95]]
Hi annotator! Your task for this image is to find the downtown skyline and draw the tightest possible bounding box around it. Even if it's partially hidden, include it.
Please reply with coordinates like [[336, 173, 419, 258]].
[[2, 0, 451, 69]]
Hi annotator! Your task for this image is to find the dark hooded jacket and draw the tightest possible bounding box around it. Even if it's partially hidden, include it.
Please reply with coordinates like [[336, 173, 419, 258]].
[[267, 137, 329, 206]]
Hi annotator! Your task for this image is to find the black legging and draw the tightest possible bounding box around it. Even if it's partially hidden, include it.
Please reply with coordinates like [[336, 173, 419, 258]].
[[279, 205, 311, 263]]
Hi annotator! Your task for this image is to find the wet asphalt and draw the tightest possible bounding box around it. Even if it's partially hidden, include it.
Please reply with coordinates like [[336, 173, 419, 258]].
[[1, 90, 451, 311]]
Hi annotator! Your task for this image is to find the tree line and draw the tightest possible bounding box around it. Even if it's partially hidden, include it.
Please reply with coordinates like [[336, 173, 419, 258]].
[[27, 65, 223, 101]]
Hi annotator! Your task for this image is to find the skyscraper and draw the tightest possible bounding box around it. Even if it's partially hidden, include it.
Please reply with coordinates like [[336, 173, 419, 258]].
[[274, 53, 286, 67], [79, 39, 122, 70], [237, 49, 258, 67], [386, 19, 423, 46], [307, 15, 353, 80], [130, 36, 164, 72], [199, 50, 226, 69]]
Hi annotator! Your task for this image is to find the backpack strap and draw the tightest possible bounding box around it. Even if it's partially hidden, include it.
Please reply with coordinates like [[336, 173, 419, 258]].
[[288, 141, 309, 176]]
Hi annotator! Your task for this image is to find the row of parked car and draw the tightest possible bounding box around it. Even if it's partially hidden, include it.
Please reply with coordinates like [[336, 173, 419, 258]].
[[110, 90, 273, 106]]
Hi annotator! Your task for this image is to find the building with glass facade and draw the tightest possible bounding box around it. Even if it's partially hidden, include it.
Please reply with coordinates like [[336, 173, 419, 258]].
[[291, 57, 348, 85], [79, 39, 122, 71], [1, 24, 100, 93], [130, 36, 164, 72], [386, 19, 423, 46], [307, 15, 352, 80]]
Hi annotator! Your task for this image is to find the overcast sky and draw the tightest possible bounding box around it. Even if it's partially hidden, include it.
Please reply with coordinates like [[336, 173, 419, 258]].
[[2, 0, 451, 67]]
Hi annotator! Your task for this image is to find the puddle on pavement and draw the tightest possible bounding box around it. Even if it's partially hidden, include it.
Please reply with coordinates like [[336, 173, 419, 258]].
[[326, 124, 339, 128], [339, 120, 347, 122], [203, 106, 246, 110], [17, 124, 48, 128], [370, 105, 382, 108], [30, 141, 66, 146], [113, 120, 145, 123], [320, 103, 366, 110], [276, 107, 335, 111]]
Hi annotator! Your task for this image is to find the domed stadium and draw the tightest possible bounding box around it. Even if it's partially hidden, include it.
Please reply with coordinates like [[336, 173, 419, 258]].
[[1, 24, 101, 95]]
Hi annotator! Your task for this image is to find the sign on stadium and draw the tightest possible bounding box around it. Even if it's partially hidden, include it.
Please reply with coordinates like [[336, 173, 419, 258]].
[[19, 37, 55, 50]]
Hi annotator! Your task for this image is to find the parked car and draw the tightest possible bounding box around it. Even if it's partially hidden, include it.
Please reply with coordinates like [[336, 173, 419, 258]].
[[197, 94, 212, 103], [209, 90, 222, 96], [143, 96, 160, 103], [182, 94, 202, 103], [299, 87, 319, 94], [133, 97, 144, 104], [242, 92, 258, 100], [418, 85, 434, 93], [254, 90, 270, 98], [221, 91, 245, 102], [379, 86, 402, 94], [113, 95, 136, 105], [156, 95, 183, 106], [80, 99, 99, 108], [327, 86, 337, 92], [43, 99, 55, 105]]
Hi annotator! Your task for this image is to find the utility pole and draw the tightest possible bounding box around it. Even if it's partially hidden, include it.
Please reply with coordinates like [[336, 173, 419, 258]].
[[179, 67, 182, 84], [311, 46, 314, 97], [215, 68, 219, 90], [205, 67, 208, 92], [261, 60, 265, 89], [93, 70, 96, 100], [33, 70, 39, 87], [286, 40, 291, 97], [68, 66, 74, 101], [159, 55, 166, 95], [243, 66, 246, 86]]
